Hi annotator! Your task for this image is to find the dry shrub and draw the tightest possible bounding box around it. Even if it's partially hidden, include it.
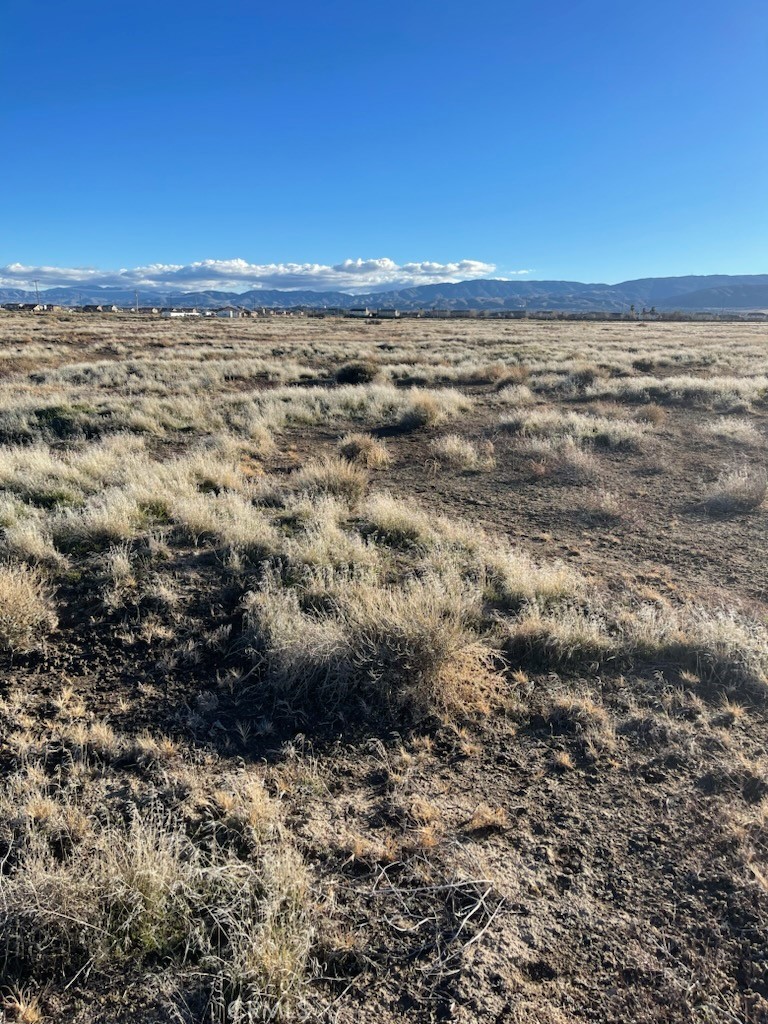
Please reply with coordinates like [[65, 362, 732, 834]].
[[519, 437, 600, 485], [506, 600, 768, 700], [502, 408, 649, 450], [0, 563, 56, 652], [172, 491, 280, 562], [359, 492, 435, 548], [492, 365, 529, 389], [703, 465, 767, 515], [577, 489, 624, 525], [0, 802, 313, 1020], [703, 417, 763, 445], [334, 360, 381, 385], [496, 383, 536, 405], [242, 570, 497, 722], [483, 548, 583, 610], [634, 403, 667, 427], [507, 604, 616, 668], [3, 518, 62, 566], [547, 694, 611, 735], [337, 432, 391, 469], [293, 456, 369, 503], [398, 389, 469, 430], [429, 434, 495, 471]]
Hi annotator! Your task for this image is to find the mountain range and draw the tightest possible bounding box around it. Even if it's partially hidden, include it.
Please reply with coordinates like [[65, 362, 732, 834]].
[[2, 274, 768, 312]]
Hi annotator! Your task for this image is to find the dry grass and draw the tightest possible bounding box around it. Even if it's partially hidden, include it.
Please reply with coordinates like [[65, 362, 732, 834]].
[[398, 388, 470, 430], [2, 988, 43, 1024], [519, 436, 601, 483], [242, 569, 499, 722], [293, 456, 370, 503], [501, 408, 651, 450], [507, 599, 768, 699], [496, 382, 537, 405], [483, 547, 583, 610], [172, 491, 281, 562], [429, 434, 496, 470], [702, 416, 763, 444], [546, 693, 615, 753], [577, 488, 624, 525], [585, 373, 768, 409], [464, 803, 509, 833], [0, 314, 766, 1022], [2, 516, 63, 565], [703, 465, 767, 514], [337, 432, 391, 468], [633, 403, 668, 426], [0, 761, 313, 1021], [359, 492, 437, 548], [0, 563, 56, 652]]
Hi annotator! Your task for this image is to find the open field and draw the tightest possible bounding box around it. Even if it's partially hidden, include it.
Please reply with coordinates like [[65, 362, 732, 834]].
[[0, 311, 767, 1022]]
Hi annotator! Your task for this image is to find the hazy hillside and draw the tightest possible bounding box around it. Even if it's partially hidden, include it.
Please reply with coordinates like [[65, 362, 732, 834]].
[[653, 282, 768, 310], [2, 273, 768, 311]]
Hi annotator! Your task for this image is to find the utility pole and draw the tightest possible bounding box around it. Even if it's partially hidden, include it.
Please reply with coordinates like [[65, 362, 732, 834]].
[[135, 290, 139, 314], [34, 279, 40, 304]]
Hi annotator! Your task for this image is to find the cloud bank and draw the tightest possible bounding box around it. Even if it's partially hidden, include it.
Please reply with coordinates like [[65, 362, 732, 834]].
[[0, 258, 530, 294]]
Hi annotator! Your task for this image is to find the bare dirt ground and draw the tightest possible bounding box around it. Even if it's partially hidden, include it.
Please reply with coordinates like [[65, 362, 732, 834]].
[[0, 312, 766, 1024]]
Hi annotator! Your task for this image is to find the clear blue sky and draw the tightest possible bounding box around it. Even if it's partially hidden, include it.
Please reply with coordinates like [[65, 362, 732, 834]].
[[1, 0, 766, 289]]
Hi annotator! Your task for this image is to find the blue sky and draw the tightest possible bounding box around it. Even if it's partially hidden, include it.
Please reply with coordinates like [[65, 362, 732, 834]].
[[1, 0, 766, 291]]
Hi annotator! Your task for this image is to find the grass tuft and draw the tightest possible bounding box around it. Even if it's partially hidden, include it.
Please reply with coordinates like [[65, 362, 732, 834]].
[[293, 457, 369, 504], [703, 465, 767, 514], [337, 432, 391, 468], [0, 563, 56, 652]]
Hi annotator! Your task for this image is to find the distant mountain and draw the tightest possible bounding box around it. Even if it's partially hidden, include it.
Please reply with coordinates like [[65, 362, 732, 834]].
[[2, 274, 768, 312], [646, 282, 768, 311]]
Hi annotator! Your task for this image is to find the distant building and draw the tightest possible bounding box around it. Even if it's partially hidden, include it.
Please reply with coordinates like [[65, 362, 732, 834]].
[[211, 306, 246, 318], [7, 302, 49, 312], [376, 308, 400, 319], [161, 308, 200, 318], [346, 307, 372, 318]]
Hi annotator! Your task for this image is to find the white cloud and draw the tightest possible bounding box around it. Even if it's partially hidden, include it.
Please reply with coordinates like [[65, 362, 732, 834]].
[[0, 258, 531, 294]]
